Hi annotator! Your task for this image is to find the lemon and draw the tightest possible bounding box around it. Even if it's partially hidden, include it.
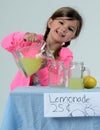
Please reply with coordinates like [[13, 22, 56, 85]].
[[83, 76, 97, 88]]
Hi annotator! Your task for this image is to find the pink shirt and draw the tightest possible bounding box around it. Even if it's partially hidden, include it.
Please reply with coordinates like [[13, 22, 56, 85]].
[[1, 32, 73, 91]]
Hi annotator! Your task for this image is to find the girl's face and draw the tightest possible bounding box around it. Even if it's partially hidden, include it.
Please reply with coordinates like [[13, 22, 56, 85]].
[[48, 17, 78, 44]]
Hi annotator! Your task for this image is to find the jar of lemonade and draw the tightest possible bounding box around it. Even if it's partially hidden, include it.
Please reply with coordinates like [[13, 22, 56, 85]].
[[12, 43, 52, 77], [68, 61, 90, 89]]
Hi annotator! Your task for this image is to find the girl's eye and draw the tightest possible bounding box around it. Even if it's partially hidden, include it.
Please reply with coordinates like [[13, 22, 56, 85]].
[[59, 21, 64, 25], [68, 27, 74, 32]]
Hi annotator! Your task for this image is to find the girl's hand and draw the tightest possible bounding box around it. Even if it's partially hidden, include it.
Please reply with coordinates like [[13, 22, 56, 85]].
[[23, 33, 40, 42]]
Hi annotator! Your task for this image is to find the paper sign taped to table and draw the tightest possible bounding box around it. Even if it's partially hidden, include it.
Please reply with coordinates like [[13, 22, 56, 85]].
[[44, 92, 100, 117]]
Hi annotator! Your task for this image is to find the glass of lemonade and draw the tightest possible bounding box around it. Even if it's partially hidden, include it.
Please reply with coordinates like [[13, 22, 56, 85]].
[[68, 78, 84, 89], [68, 62, 90, 89], [12, 44, 43, 77]]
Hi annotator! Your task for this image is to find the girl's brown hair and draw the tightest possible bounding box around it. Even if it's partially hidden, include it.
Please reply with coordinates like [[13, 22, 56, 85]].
[[44, 7, 83, 59]]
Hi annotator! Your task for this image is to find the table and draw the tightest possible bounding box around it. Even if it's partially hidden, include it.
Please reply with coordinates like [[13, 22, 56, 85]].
[[1, 87, 100, 130]]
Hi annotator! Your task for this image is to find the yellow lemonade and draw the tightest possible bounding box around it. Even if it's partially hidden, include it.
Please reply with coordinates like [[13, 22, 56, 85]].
[[19, 57, 42, 76], [68, 78, 84, 89]]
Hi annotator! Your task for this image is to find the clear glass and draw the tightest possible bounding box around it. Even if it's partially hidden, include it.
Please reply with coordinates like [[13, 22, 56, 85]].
[[48, 61, 67, 87], [68, 61, 90, 89]]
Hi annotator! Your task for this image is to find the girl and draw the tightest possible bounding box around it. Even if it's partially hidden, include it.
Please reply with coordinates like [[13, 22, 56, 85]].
[[1, 7, 83, 91]]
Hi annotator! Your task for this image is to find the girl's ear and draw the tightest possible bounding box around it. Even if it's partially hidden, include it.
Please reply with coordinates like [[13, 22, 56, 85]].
[[48, 18, 53, 28]]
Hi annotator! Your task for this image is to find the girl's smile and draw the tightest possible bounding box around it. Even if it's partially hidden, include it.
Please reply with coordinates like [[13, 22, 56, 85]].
[[56, 30, 66, 38]]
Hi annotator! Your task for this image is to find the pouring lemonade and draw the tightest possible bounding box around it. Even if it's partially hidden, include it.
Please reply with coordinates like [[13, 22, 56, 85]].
[[13, 43, 53, 77]]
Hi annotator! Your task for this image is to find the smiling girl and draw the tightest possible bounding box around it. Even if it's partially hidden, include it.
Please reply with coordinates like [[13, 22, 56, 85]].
[[1, 7, 83, 90]]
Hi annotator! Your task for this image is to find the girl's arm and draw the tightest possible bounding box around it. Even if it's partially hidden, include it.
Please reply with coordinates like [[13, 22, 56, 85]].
[[1, 32, 26, 52], [1, 32, 43, 53]]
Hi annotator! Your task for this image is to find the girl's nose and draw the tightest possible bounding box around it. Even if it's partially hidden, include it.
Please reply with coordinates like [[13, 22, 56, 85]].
[[61, 28, 67, 34], [61, 25, 68, 33]]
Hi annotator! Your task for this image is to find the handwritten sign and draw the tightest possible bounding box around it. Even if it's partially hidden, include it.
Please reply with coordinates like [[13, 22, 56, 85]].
[[44, 92, 100, 117]]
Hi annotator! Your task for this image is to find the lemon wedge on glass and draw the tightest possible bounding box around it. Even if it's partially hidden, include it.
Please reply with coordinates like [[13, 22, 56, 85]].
[[83, 76, 97, 88]]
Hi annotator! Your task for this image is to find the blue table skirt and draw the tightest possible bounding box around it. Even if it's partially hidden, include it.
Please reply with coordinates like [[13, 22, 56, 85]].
[[1, 87, 100, 130]]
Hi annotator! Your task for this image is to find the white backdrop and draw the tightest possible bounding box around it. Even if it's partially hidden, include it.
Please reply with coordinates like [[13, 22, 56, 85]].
[[0, 0, 100, 126]]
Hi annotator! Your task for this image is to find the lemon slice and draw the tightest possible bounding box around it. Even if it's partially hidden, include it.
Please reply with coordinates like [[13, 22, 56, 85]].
[[83, 76, 97, 88]]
